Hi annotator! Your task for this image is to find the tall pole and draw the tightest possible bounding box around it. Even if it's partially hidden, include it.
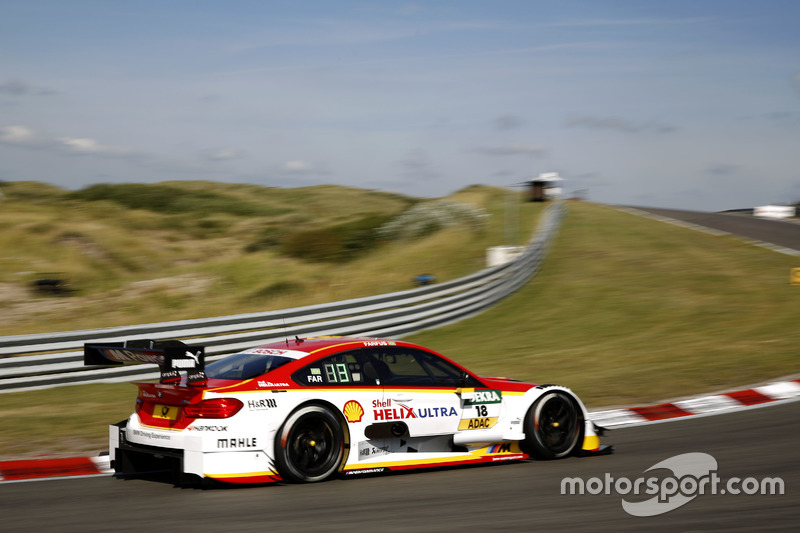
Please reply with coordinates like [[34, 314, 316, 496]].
[[505, 184, 521, 246]]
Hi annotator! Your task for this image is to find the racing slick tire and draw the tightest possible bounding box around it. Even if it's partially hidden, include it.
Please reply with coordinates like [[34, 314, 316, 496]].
[[275, 404, 345, 483], [522, 390, 583, 459]]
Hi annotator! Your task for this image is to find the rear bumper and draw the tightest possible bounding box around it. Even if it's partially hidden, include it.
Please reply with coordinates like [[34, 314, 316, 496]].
[[109, 421, 281, 484], [110, 421, 185, 478]]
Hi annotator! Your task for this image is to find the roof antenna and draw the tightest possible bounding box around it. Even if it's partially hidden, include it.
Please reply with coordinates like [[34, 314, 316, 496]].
[[295, 336, 304, 345], [283, 318, 289, 347]]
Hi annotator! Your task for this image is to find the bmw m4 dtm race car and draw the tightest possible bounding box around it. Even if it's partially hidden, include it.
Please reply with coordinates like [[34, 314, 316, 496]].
[[84, 336, 611, 485]]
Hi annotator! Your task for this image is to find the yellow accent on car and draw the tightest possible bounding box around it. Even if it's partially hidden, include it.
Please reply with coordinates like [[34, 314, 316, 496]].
[[457, 417, 499, 430], [582, 435, 600, 450]]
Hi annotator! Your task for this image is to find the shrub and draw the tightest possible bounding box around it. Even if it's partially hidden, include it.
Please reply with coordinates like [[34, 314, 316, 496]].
[[281, 229, 343, 263], [244, 227, 288, 253], [66, 183, 290, 217], [377, 200, 489, 241], [278, 213, 395, 263]]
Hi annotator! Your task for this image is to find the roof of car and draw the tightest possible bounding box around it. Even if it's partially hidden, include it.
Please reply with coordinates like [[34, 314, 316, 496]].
[[247, 336, 416, 357]]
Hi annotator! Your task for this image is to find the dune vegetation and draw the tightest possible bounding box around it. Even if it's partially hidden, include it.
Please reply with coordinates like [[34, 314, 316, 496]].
[[0, 181, 535, 336]]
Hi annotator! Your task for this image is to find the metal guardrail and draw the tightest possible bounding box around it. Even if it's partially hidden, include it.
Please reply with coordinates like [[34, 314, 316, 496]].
[[0, 202, 565, 393]]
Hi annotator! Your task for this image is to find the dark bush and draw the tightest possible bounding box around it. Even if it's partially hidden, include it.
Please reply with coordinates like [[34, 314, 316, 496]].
[[281, 229, 343, 262], [66, 183, 290, 217], [278, 213, 395, 263], [244, 227, 289, 253]]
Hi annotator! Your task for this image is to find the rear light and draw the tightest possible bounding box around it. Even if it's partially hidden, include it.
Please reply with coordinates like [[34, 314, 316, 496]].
[[184, 398, 244, 419], [135, 397, 143, 413]]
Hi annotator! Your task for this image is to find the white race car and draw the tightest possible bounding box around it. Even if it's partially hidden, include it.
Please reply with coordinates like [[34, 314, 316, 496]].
[[85, 336, 611, 484]]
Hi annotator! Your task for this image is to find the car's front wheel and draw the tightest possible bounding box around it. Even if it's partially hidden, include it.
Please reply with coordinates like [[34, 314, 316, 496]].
[[523, 390, 583, 459], [275, 404, 345, 483]]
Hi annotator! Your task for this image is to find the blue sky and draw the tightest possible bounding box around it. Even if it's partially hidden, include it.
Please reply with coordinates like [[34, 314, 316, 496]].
[[1, 1, 798, 211]]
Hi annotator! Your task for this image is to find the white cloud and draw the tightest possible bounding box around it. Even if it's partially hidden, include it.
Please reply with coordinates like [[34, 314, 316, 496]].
[[57, 136, 131, 156], [1, 124, 132, 156], [281, 160, 319, 174], [0, 125, 39, 145]]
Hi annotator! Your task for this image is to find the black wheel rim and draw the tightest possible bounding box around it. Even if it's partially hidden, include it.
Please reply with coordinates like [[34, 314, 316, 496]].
[[537, 394, 578, 454], [286, 414, 339, 477]]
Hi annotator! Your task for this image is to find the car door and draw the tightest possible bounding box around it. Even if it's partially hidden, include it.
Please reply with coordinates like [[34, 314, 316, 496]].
[[362, 347, 465, 438]]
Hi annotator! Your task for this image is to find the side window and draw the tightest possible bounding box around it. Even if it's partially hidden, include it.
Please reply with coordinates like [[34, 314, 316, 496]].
[[374, 350, 433, 386], [291, 347, 482, 388], [416, 351, 476, 387], [293, 352, 375, 387], [363, 347, 480, 388]]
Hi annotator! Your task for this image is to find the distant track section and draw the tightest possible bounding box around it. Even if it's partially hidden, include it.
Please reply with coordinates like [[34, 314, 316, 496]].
[[0, 203, 565, 393], [620, 206, 800, 256]]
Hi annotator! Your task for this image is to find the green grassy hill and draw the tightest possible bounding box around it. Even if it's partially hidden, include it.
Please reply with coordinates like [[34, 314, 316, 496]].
[[0, 181, 531, 336]]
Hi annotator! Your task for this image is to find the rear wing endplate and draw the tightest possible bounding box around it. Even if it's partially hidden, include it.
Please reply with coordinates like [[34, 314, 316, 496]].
[[84, 339, 207, 385]]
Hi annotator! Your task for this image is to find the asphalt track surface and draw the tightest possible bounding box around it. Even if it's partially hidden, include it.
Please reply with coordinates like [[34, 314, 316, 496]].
[[628, 207, 800, 253], [1, 401, 796, 532]]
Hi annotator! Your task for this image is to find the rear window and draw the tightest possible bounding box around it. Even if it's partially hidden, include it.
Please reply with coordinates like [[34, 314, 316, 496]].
[[206, 352, 293, 381]]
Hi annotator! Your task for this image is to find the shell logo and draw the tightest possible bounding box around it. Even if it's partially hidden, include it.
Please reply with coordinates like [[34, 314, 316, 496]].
[[342, 400, 364, 423]]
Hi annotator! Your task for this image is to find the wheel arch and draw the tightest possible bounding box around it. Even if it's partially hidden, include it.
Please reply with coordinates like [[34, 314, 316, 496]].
[[520, 384, 590, 420], [519, 385, 587, 458]]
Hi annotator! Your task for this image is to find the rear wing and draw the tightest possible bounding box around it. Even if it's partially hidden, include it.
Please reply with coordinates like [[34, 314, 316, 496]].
[[84, 339, 207, 386]]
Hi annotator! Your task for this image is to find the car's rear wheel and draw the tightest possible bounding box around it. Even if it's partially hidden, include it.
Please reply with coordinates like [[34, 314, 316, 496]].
[[523, 391, 583, 459], [275, 404, 345, 483]]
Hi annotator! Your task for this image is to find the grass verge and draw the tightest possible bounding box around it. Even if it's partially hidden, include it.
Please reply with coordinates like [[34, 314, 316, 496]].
[[408, 201, 799, 406]]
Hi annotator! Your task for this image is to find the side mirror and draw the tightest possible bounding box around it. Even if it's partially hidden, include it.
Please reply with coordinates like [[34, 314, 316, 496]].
[[457, 373, 476, 400]]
